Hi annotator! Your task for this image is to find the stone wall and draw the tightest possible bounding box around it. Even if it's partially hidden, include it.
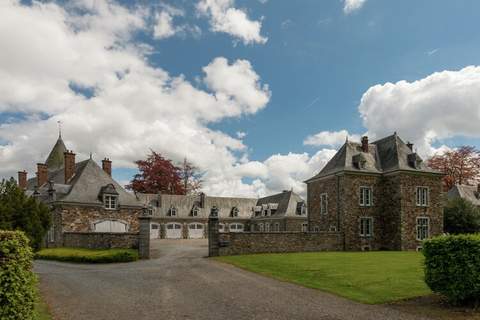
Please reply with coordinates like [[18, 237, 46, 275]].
[[217, 231, 343, 256], [307, 176, 342, 232], [63, 232, 139, 249]]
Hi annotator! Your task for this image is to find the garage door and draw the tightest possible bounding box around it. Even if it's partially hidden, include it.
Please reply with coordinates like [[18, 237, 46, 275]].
[[229, 223, 244, 233], [188, 223, 204, 239], [150, 223, 160, 239], [94, 220, 127, 233], [166, 223, 182, 239]]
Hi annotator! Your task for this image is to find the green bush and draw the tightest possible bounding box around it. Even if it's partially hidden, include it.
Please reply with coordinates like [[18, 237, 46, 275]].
[[444, 198, 480, 234], [0, 230, 37, 320], [35, 247, 139, 263], [423, 234, 480, 305]]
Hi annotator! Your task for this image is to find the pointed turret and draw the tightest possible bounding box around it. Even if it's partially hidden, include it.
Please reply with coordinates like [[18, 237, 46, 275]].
[[45, 136, 68, 170]]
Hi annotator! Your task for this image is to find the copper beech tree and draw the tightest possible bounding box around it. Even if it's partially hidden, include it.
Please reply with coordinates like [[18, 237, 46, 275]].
[[127, 151, 186, 194], [427, 146, 480, 190]]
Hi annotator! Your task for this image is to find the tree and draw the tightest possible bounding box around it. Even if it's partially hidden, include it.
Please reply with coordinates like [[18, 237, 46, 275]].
[[427, 146, 480, 190], [444, 198, 480, 234], [179, 158, 203, 195], [0, 178, 51, 250], [127, 151, 185, 194]]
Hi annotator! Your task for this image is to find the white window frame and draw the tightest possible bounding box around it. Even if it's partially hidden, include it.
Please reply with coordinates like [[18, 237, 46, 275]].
[[265, 223, 270, 232], [231, 207, 239, 217], [359, 217, 373, 237], [191, 206, 199, 217], [416, 187, 429, 207], [416, 217, 430, 241], [104, 195, 118, 210], [168, 207, 177, 217], [274, 222, 280, 232], [47, 225, 55, 243], [359, 186, 373, 207], [301, 223, 308, 232], [229, 223, 244, 232], [259, 223, 264, 232], [320, 193, 328, 215]]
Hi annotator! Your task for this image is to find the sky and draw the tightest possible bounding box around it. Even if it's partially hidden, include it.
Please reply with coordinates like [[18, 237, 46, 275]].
[[1, 0, 480, 197]]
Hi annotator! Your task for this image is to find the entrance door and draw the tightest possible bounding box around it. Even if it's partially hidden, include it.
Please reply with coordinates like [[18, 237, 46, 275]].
[[166, 223, 183, 239], [188, 223, 204, 239]]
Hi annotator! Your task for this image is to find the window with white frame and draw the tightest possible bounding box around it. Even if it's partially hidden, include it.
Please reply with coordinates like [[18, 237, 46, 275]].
[[229, 223, 244, 232], [191, 206, 199, 216], [301, 223, 308, 232], [416, 217, 429, 240], [274, 222, 280, 232], [259, 223, 264, 232], [359, 217, 373, 237], [359, 187, 372, 207], [47, 225, 55, 243], [265, 223, 270, 232], [167, 207, 177, 216], [416, 187, 429, 207], [231, 207, 239, 217], [104, 195, 117, 209], [320, 193, 328, 214]]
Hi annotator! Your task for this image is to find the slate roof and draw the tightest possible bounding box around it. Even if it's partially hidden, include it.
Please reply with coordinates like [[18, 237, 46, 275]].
[[306, 134, 442, 182], [45, 136, 67, 170], [447, 184, 480, 206], [254, 190, 306, 218]]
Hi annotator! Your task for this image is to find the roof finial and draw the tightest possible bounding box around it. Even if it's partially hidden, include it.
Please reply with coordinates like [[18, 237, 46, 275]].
[[346, 134, 349, 142], [57, 120, 62, 139], [89, 152, 92, 159]]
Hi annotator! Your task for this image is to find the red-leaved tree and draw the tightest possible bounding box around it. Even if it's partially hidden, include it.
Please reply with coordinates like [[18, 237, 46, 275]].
[[127, 151, 186, 194], [427, 146, 480, 190]]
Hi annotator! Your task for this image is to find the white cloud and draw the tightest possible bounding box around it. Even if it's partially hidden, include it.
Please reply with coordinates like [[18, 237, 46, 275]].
[[153, 5, 201, 40], [197, 0, 267, 45], [236, 131, 246, 139], [358, 66, 480, 156], [153, 11, 177, 39], [343, 0, 367, 14], [304, 130, 361, 147]]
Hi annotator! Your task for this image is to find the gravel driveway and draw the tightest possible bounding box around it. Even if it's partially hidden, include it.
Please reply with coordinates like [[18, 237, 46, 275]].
[[35, 239, 431, 320]]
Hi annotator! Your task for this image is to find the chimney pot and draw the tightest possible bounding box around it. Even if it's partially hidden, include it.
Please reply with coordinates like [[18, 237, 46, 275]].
[[18, 170, 27, 190], [361, 136, 369, 153], [36, 163, 48, 187], [102, 158, 112, 176], [64, 151, 76, 183]]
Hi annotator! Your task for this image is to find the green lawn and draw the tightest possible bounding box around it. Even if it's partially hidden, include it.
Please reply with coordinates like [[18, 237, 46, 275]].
[[34, 295, 51, 320], [217, 251, 431, 304], [36, 247, 139, 263]]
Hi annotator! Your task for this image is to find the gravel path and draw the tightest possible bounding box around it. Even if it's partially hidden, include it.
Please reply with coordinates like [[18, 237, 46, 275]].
[[35, 239, 432, 320]]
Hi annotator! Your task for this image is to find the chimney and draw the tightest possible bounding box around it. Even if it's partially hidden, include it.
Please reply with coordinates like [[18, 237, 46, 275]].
[[47, 180, 56, 202], [18, 170, 27, 190], [361, 136, 369, 153], [36, 163, 48, 187], [407, 142, 414, 151], [199, 192, 206, 208], [64, 150, 76, 183], [102, 158, 112, 176], [477, 184, 480, 194]]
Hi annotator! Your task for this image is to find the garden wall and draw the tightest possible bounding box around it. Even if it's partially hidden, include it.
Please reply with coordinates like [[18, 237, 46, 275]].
[[63, 232, 139, 249], [217, 231, 344, 256]]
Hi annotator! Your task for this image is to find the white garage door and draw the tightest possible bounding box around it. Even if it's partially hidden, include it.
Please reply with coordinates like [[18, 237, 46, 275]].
[[150, 223, 160, 239], [94, 220, 127, 233], [166, 223, 183, 239], [229, 223, 244, 233], [188, 223, 204, 239]]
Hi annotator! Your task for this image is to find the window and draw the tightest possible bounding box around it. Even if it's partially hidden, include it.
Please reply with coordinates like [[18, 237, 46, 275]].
[[147, 207, 154, 216], [301, 223, 308, 232], [313, 226, 320, 232], [329, 225, 337, 232], [219, 223, 225, 232], [416, 217, 430, 240], [359, 217, 373, 237], [259, 223, 264, 232], [210, 206, 219, 217], [274, 223, 280, 232], [231, 207, 239, 217], [47, 225, 55, 243], [359, 187, 372, 207], [320, 193, 328, 214], [229, 223, 244, 232], [167, 207, 177, 216], [265, 223, 270, 232], [416, 187, 429, 207], [191, 206, 199, 217], [104, 195, 117, 209]]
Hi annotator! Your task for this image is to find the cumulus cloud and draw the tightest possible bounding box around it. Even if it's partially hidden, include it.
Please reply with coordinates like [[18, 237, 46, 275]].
[[304, 130, 361, 147], [153, 11, 177, 39], [197, 0, 267, 45], [358, 66, 480, 156], [343, 0, 367, 14]]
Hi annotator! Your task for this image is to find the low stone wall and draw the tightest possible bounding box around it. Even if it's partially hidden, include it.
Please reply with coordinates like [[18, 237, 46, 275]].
[[217, 231, 344, 256], [63, 232, 139, 249]]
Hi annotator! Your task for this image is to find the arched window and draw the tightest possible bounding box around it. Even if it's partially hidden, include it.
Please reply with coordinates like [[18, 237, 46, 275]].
[[231, 207, 239, 217], [191, 206, 200, 217], [167, 206, 177, 216], [229, 223, 244, 232], [210, 206, 219, 217], [259, 223, 264, 232]]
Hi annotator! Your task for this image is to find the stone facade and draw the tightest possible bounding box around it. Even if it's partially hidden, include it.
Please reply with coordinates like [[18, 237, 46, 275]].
[[63, 232, 139, 249]]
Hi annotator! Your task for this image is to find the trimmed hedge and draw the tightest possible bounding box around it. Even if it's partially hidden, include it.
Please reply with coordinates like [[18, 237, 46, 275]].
[[35, 247, 139, 263], [0, 230, 37, 320], [423, 234, 480, 305]]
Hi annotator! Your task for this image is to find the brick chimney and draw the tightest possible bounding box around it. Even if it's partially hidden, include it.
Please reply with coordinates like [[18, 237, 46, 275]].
[[18, 170, 27, 190], [407, 142, 414, 151], [36, 163, 48, 187], [102, 158, 112, 176], [361, 136, 369, 153], [64, 150, 76, 183]]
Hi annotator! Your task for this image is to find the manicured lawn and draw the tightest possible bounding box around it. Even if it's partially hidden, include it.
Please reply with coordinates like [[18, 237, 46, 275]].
[[217, 251, 431, 304], [36, 247, 139, 263]]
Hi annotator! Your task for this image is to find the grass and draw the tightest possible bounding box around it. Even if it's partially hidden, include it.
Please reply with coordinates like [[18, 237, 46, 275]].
[[34, 294, 51, 320], [35, 247, 139, 263], [217, 251, 431, 304]]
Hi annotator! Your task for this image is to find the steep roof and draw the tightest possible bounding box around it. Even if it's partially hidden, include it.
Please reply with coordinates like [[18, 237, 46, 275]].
[[45, 136, 67, 170], [306, 134, 442, 182], [447, 184, 480, 206], [254, 190, 306, 217]]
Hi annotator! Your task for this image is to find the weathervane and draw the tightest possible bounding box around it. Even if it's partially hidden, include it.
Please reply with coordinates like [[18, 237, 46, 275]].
[[57, 120, 62, 139]]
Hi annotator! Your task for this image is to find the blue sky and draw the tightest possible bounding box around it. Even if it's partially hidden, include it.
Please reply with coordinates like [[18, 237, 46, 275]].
[[1, 0, 480, 196]]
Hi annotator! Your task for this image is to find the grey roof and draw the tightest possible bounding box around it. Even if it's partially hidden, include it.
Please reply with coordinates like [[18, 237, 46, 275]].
[[306, 134, 442, 182], [45, 136, 67, 170], [447, 184, 480, 206], [254, 190, 306, 218]]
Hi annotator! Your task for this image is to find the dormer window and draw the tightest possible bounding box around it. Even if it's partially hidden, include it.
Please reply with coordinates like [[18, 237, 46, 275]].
[[253, 206, 262, 217], [408, 153, 423, 169], [210, 206, 219, 217], [100, 183, 119, 210], [353, 154, 367, 169], [191, 206, 199, 217], [167, 207, 177, 216], [104, 195, 117, 210], [231, 207, 239, 217], [296, 202, 306, 215]]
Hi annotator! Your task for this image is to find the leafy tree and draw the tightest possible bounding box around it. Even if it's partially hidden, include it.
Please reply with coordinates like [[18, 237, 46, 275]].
[[179, 158, 203, 195], [127, 151, 185, 194], [427, 146, 480, 190], [0, 178, 51, 250], [444, 198, 480, 234]]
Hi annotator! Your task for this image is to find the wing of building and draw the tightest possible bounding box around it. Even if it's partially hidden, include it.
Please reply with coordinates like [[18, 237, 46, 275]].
[[447, 184, 480, 206]]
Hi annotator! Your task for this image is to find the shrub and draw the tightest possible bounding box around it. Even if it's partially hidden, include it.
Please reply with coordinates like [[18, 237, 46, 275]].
[[35, 248, 139, 263], [423, 234, 480, 306], [0, 230, 37, 320], [444, 198, 480, 234]]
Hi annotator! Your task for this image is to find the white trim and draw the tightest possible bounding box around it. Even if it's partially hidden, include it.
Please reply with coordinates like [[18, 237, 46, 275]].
[[359, 216, 374, 237], [320, 193, 328, 215], [103, 194, 118, 210], [416, 186, 429, 207], [359, 186, 373, 207], [301, 223, 308, 232], [416, 216, 430, 240]]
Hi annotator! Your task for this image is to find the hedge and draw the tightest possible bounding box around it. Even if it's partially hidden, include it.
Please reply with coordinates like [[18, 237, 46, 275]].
[[35, 247, 139, 263], [423, 234, 480, 305], [0, 230, 37, 320]]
